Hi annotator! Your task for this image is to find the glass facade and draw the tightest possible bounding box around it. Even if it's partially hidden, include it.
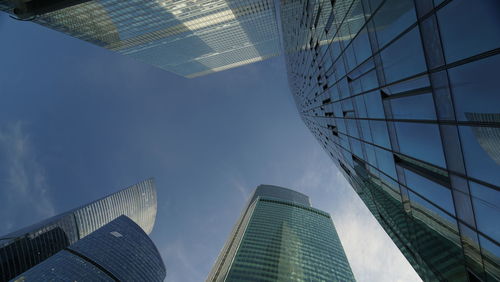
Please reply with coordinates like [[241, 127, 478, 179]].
[[0, 0, 281, 78], [280, 0, 500, 281], [0, 178, 157, 281], [208, 184, 355, 281], [12, 215, 166, 281]]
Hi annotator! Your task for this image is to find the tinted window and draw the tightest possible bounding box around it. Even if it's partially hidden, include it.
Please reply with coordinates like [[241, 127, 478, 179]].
[[438, 0, 500, 63], [470, 182, 500, 243], [448, 54, 500, 121], [404, 169, 455, 214], [459, 125, 500, 187], [390, 93, 437, 120], [380, 28, 427, 83], [395, 122, 446, 168], [373, 0, 416, 48]]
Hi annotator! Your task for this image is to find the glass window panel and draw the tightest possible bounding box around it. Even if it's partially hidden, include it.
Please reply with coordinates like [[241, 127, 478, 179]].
[[394, 122, 446, 168], [360, 70, 378, 92], [386, 75, 430, 94], [372, 0, 417, 48], [350, 137, 363, 158], [370, 120, 391, 149], [438, 0, 500, 63], [380, 27, 427, 83], [352, 28, 372, 64], [364, 91, 385, 118], [375, 147, 397, 179], [389, 93, 437, 120], [408, 191, 457, 227], [470, 182, 500, 243], [448, 54, 500, 121], [404, 168, 455, 214], [479, 235, 500, 281], [459, 125, 500, 187]]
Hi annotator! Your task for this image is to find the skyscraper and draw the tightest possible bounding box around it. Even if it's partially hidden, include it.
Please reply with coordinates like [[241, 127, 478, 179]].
[[12, 215, 166, 281], [0, 178, 157, 281], [0, 0, 281, 78], [208, 184, 355, 281], [280, 0, 500, 281]]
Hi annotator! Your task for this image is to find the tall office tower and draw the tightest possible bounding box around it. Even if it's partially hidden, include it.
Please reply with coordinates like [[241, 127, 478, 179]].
[[208, 184, 355, 281], [0, 0, 281, 78], [0, 179, 157, 281], [12, 215, 166, 281], [280, 0, 500, 281]]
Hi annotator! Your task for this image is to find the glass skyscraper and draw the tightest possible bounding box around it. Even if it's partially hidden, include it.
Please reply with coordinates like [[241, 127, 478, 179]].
[[280, 0, 500, 281], [208, 184, 355, 281], [12, 215, 166, 282], [0, 0, 281, 78], [0, 178, 157, 281]]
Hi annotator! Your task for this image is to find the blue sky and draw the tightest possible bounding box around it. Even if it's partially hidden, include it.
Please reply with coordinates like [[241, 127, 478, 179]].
[[0, 13, 421, 282]]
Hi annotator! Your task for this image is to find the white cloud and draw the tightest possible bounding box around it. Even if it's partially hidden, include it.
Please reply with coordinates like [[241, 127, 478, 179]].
[[0, 121, 55, 235], [162, 240, 205, 282], [292, 145, 422, 282]]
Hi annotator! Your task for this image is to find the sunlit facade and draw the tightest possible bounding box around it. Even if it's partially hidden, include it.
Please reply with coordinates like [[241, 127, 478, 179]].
[[12, 215, 166, 281], [0, 178, 157, 281], [281, 0, 500, 281], [208, 184, 355, 281], [0, 0, 281, 78]]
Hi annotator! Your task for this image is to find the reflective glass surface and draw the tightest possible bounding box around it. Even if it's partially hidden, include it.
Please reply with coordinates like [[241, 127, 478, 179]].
[[0, 179, 157, 281], [209, 185, 355, 281], [0, 0, 281, 78], [281, 0, 500, 280], [13, 216, 166, 281]]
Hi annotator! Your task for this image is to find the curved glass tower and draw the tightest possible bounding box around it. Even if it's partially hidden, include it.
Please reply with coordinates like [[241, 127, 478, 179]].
[[0, 178, 157, 281], [280, 0, 500, 281], [12, 215, 166, 281], [208, 184, 355, 281], [0, 0, 281, 78]]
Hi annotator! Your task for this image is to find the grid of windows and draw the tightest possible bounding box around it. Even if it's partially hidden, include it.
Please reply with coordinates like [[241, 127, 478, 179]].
[[281, 0, 500, 281], [13, 215, 166, 281], [0, 0, 281, 78], [226, 198, 355, 281], [209, 185, 355, 281], [0, 179, 157, 281]]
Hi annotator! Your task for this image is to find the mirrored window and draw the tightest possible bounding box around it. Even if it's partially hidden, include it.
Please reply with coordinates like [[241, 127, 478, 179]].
[[448, 54, 500, 121], [470, 182, 500, 243], [438, 0, 500, 63], [380, 27, 427, 83], [459, 125, 500, 187], [394, 122, 446, 168]]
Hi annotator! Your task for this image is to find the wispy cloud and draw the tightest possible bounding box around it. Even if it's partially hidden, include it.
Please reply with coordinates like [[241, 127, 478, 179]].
[[162, 240, 205, 282], [0, 121, 55, 235], [291, 145, 422, 282]]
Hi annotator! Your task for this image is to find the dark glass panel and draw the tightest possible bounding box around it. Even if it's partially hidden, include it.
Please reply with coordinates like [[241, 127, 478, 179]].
[[438, 0, 500, 63], [380, 27, 427, 83], [403, 168, 455, 214], [372, 0, 416, 48], [470, 182, 500, 243], [394, 122, 446, 168], [389, 93, 437, 120], [448, 54, 500, 121], [459, 125, 500, 187]]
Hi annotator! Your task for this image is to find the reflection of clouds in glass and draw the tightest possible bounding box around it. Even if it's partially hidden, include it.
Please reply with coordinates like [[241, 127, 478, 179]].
[[465, 112, 500, 165]]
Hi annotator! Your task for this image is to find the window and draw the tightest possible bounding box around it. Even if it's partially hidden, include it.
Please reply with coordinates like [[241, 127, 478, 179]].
[[380, 27, 427, 83], [459, 125, 500, 187], [470, 182, 500, 243], [372, 0, 417, 48], [403, 168, 455, 214], [389, 93, 437, 120], [448, 54, 500, 121], [438, 0, 500, 63], [394, 122, 446, 168]]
